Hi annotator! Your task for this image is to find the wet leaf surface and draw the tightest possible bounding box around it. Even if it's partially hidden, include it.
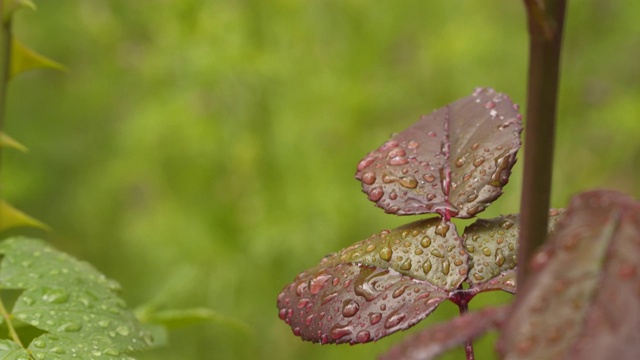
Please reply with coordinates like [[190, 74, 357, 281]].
[[277, 218, 467, 344], [0, 237, 154, 359], [355, 88, 522, 219], [500, 190, 640, 360], [380, 305, 510, 360], [464, 209, 564, 293]]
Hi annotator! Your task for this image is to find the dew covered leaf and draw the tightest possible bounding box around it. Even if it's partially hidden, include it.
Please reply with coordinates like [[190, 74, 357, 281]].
[[380, 305, 510, 360], [0, 237, 154, 359], [277, 263, 448, 345], [355, 88, 522, 218], [500, 190, 640, 360], [277, 218, 467, 344], [0, 339, 29, 358], [464, 209, 564, 293]]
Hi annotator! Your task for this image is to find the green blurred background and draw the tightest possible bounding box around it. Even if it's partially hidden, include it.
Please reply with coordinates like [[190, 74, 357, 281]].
[[2, 0, 639, 359]]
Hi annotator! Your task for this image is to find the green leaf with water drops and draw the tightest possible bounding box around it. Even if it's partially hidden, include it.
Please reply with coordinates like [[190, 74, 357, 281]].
[[0, 200, 51, 232], [500, 190, 640, 360], [462, 209, 565, 293], [0, 237, 154, 359], [0, 133, 27, 152], [0, 339, 29, 358], [10, 38, 67, 79]]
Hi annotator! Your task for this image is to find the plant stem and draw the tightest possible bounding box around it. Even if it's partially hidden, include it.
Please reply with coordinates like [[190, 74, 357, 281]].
[[0, 0, 11, 177], [458, 300, 474, 360], [0, 296, 24, 348], [517, 0, 567, 285]]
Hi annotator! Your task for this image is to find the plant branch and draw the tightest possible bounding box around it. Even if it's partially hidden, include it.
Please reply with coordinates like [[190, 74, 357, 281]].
[[0, 295, 25, 348], [0, 0, 11, 177], [517, 0, 567, 286]]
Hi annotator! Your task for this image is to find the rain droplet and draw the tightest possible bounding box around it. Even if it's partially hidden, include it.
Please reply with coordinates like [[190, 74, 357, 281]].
[[473, 157, 485, 167], [355, 330, 371, 343], [423, 174, 436, 182], [59, 321, 82, 332], [357, 156, 376, 171], [368, 187, 384, 202], [388, 148, 406, 158], [365, 244, 376, 253], [407, 140, 419, 149], [427, 193, 436, 201], [116, 326, 130, 336], [32, 340, 46, 349], [330, 324, 352, 340], [467, 192, 478, 202], [392, 285, 408, 298], [361, 172, 376, 185], [482, 247, 492, 256], [43, 288, 69, 304], [427, 131, 436, 137], [495, 249, 506, 267], [420, 236, 431, 248], [341, 300, 360, 318], [399, 175, 418, 189], [388, 156, 408, 165], [471, 143, 480, 150], [389, 190, 398, 200], [309, 273, 332, 295], [369, 312, 382, 325], [379, 247, 393, 261], [441, 260, 450, 275], [454, 157, 465, 167], [435, 223, 450, 237], [423, 261, 432, 274], [384, 312, 406, 329], [297, 298, 310, 309], [454, 259, 463, 266]]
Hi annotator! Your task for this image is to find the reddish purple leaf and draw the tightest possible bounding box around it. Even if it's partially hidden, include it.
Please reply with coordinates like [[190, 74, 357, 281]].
[[500, 190, 640, 360], [463, 209, 565, 293], [355, 88, 522, 219], [277, 264, 448, 344], [276, 218, 467, 344], [380, 305, 510, 360]]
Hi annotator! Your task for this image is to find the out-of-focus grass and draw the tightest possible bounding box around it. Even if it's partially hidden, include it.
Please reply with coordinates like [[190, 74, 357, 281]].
[[2, 1, 638, 359]]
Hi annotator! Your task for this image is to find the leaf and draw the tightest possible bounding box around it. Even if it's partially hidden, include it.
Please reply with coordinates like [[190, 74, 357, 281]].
[[355, 88, 522, 219], [10, 38, 67, 79], [463, 209, 565, 293], [2, 0, 36, 21], [500, 190, 640, 360], [0, 200, 51, 232], [276, 218, 467, 344], [278, 264, 448, 344], [0, 339, 29, 358], [380, 305, 510, 360], [0, 132, 28, 152], [0, 237, 155, 359]]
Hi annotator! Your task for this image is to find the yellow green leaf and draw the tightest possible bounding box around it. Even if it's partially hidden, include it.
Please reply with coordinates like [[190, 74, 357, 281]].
[[10, 38, 67, 78], [0, 132, 28, 152], [2, 0, 36, 21], [0, 199, 51, 232]]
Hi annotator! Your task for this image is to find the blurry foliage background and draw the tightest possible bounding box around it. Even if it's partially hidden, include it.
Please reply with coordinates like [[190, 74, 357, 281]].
[[2, 0, 639, 359]]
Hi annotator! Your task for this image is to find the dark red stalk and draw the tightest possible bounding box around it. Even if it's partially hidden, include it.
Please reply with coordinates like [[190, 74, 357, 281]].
[[517, 0, 567, 286]]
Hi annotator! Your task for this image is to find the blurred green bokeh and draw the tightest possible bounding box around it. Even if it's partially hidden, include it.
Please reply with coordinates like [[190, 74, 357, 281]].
[[2, 1, 638, 359]]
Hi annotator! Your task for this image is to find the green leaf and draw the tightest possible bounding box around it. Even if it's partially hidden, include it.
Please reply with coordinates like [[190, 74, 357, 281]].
[[0, 339, 29, 358], [463, 209, 565, 293], [0, 132, 28, 152], [10, 38, 66, 79], [0, 200, 51, 232], [2, 0, 36, 22], [0, 237, 155, 359]]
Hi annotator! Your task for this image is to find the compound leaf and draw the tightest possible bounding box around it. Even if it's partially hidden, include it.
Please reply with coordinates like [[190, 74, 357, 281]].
[[380, 305, 510, 360], [277, 218, 467, 344], [0, 237, 154, 359], [355, 88, 522, 219], [500, 190, 640, 360], [463, 209, 564, 293]]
